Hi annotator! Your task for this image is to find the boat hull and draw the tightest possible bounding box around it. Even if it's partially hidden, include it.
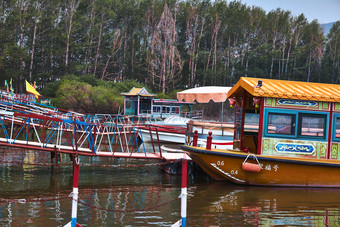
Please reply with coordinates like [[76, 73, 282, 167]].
[[182, 145, 340, 187]]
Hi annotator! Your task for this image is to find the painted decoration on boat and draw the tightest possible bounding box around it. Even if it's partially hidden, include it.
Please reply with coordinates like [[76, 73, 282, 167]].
[[277, 99, 317, 107], [262, 138, 327, 159], [264, 98, 330, 111], [333, 103, 340, 112], [275, 143, 315, 154], [330, 143, 340, 160]]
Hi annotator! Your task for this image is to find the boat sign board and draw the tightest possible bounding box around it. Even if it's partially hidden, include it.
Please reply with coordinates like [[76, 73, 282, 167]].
[[277, 99, 318, 107], [275, 143, 315, 154]]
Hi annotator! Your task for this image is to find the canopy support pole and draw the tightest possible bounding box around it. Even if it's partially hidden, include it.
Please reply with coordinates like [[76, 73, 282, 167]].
[[221, 102, 224, 128]]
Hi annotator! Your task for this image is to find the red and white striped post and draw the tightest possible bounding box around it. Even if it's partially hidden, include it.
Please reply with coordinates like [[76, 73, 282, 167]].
[[172, 154, 188, 227], [65, 119, 82, 227], [64, 156, 81, 227], [71, 156, 80, 227], [181, 154, 187, 227]]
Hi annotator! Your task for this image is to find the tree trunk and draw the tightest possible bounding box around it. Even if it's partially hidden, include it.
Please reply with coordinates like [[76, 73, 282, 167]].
[[186, 7, 199, 87], [65, 0, 79, 68], [94, 19, 103, 76], [101, 30, 121, 80], [18, 1, 29, 92], [270, 34, 276, 79], [29, 21, 38, 81], [307, 52, 312, 82], [84, 0, 96, 74]]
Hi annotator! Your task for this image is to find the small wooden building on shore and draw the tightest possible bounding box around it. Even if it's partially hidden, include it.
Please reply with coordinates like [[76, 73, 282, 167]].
[[121, 87, 196, 118], [121, 87, 156, 116]]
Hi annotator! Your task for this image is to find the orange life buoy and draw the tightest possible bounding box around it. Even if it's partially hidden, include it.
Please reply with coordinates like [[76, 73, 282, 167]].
[[242, 162, 261, 172]]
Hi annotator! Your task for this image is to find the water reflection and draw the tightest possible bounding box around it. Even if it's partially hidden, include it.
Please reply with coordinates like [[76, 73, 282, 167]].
[[188, 183, 340, 226], [0, 148, 182, 226], [1, 148, 340, 226]]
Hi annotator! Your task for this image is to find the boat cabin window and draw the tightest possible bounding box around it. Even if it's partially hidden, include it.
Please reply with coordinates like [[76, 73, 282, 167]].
[[153, 105, 161, 113], [298, 113, 326, 138], [265, 109, 328, 140], [172, 106, 180, 114], [162, 106, 170, 113], [267, 113, 295, 135], [244, 112, 259, 134], [335, 116, 340, 138]]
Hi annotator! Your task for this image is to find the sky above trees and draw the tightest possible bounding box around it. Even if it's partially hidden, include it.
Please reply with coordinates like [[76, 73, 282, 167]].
[[238, 0, 340, 23]]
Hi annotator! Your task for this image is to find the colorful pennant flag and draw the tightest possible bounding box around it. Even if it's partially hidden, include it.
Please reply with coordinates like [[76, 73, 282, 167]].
[[25, 80, 41, 100], [4, 80, 9, 93], [10, 79, 14, 98]]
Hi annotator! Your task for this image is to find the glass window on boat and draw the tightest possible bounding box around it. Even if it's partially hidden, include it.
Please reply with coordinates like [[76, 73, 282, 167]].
[[244, 112, 259, 134], [298, 113, 326, 138], [171, 106, 180, 114], [162, 106, 170, 113], [153, 105, 161, 113], [335, 116, 340, 139], [267, 113, 296, 135]]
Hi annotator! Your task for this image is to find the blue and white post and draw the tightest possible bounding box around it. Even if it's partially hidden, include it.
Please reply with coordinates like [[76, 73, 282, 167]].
[[181, 155, 187, 227]]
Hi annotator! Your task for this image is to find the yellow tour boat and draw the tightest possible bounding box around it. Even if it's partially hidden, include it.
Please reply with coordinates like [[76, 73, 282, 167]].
[[182, 77, 340, 187]]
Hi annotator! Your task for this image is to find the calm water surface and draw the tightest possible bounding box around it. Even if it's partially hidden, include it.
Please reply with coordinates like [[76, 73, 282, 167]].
[[1, 147, 340, 226]]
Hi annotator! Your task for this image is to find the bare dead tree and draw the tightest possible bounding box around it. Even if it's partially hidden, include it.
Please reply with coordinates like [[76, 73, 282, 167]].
[[186, 6, 199, 87], [145, 5, 156, 87], [205, 15, 220, 72], [149, 3, 183, 93]]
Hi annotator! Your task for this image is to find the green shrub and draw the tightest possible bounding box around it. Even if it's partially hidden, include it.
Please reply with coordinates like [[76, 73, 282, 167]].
[[45, 75, 150, 114]]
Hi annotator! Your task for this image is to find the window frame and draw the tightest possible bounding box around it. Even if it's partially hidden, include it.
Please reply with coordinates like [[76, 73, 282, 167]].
[[264, 109, 297, 139], [297, 113, 327, 139], [153, 105, 161, 113], [264, 108, 328, 141], [332, 113, 340, 142]]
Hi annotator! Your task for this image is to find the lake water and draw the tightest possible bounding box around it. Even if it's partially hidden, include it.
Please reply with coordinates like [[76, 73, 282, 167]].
[[1, 147, 340, 226]]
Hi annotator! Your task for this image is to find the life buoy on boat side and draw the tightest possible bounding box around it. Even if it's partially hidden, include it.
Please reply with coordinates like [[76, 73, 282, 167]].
[[242, 162, 261, 172]]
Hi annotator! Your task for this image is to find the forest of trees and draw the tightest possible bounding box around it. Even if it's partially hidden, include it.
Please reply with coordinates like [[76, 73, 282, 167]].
[[1, 0, 340, 95]]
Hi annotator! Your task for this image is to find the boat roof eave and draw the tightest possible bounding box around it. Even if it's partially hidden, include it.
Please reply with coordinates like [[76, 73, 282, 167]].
[[227, 77, 340, 102]]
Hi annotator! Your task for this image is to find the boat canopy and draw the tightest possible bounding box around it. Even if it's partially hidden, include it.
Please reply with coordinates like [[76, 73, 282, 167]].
[[177, 86, 232, 103], [227, 77, 340, 102]]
